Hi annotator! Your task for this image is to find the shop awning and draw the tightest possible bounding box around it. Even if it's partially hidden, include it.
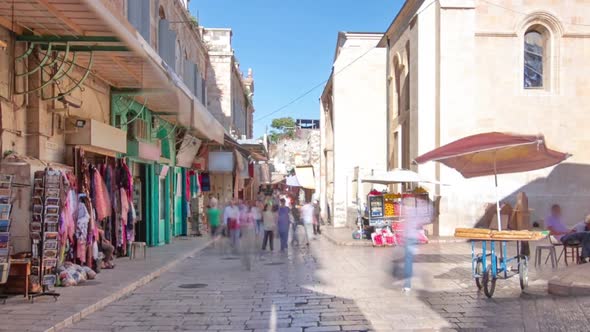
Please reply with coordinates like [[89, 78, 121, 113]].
[[65, 119, 127, 156], [286, 175, 301, 187], [237, 139, 269, 161], [294, 166, 315, 190], [271, 173, 285, 185]]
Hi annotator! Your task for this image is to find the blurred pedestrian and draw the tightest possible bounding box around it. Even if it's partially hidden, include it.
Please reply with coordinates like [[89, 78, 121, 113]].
[[223, 198, 240, 253], [240, 203, 256, 270], [291, 200, 302, 246], [261, 203, 276, 251], [252, 200, 263, 236], [277, 199, 291, 252], [313, 200, 321, 235], [401, 196, 431, 292], [301, 201, 314, 244], [207, 197, 221, 238]]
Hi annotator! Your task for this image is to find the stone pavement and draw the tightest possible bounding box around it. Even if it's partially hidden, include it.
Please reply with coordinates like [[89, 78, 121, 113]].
[[0, 237, 211, 332], [62, 236, 590, 332]]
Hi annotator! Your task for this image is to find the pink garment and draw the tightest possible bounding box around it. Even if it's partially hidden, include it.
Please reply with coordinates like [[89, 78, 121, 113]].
[[59, 190, 76, 244], [93, 171, 111, 221], [121, 161, 133, 202]]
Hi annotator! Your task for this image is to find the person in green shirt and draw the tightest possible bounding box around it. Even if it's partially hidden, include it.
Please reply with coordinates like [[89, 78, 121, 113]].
[[207, 198, 221, 237]]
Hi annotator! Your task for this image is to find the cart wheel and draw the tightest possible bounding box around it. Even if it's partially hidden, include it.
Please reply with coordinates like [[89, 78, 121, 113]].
[[519, 259, 529, 290], [475, 259, 483, 290], [482, 265, 496, 298]]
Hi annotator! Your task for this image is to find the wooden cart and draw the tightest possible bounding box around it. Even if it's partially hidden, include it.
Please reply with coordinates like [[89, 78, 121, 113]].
[[456, 228, 547, 298]]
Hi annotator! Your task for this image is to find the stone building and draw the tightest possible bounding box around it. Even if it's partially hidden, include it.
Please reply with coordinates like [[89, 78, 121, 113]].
[[204, 28, 255, 139], [380, 0, 590, 235], [0, 0, 256, 249], [320, 32, 387, 227]]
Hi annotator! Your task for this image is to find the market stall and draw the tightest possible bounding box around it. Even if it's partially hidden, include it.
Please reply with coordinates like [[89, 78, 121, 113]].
[[415, 132, 570, 297], [354, 168, 433, 246]]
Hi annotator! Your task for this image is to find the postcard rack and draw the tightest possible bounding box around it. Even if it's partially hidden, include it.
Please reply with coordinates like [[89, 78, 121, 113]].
[[30, 169, 60, 302], [0, 175, 13, 303]]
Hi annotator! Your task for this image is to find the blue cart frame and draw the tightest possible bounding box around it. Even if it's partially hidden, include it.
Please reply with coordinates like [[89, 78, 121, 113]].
[[471, 239, 529, 298]]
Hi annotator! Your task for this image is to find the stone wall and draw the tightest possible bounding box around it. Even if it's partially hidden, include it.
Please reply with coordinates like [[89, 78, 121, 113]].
[[269, 129, 321, 188]]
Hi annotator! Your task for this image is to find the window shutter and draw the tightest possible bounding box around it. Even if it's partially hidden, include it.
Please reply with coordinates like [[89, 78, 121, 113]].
[[158, 19, 177, 67], [194, 65, 201, 102], [128, 0, 150, 42], [183, 61, 196, 95]]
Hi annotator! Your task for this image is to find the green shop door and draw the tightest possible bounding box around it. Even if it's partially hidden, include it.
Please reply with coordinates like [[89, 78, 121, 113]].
[[173, 168, 186, 236], [158, 177, 167, 245]]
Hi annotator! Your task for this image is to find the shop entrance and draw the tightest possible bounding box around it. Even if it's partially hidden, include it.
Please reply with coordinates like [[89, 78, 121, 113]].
[[159, 177, 166, 245], [132, 164, 146, 243], [172, 168, 187, 236]]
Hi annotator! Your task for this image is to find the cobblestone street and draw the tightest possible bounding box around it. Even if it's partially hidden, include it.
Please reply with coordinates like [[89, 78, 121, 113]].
[[64, 237, 590, 332]]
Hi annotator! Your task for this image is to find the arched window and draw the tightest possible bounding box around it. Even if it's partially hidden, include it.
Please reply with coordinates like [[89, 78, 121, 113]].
[[524, 26, 549, 89]]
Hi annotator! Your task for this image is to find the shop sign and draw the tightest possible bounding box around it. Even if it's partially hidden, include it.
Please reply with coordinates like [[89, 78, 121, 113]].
[[208, 152, 233, 173], [138, 141, 160, 161]]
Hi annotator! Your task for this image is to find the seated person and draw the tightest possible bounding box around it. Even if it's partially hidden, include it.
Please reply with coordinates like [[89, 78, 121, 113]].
[[97, 228, 115, 269], [572, 215, 590, 233], [545, 204, 571, 241], [561, 216, 590, 263]]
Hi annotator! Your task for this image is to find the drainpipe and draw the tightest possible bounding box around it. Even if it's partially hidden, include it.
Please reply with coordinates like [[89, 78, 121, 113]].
[[385, 37, 391, 170]]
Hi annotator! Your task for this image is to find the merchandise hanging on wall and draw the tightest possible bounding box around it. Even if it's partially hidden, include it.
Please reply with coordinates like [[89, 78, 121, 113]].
[[0, 175, 13, 288]]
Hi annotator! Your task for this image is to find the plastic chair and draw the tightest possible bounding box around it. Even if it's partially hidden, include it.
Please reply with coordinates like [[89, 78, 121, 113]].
[[535, 245, 557, 268], [129, 242, 147, 260]]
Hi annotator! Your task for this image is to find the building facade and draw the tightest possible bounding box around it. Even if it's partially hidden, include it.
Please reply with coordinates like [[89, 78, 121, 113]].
[[204, 28, 255, 140], [0, 0, 256, 251], [320, 32, 387, 227], [380, 0, 590, 235]]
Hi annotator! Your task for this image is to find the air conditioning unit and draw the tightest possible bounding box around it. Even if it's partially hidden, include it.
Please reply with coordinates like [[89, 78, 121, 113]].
[[129, 119, 149, 141]]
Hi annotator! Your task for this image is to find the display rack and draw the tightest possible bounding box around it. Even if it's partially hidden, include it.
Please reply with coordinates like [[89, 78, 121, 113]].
[[29, 169, 60, 302], [0, 175, 13, 303]]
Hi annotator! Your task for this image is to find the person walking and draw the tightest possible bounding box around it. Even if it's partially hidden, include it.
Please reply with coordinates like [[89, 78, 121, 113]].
[[223, 199, 240, 253], [291, 200, 302, 246], [313, 200, 322, 235], [401, 196, 431, 293], [300, 201, 314, 244], [277, 199, 291, 252], [252, 200, 263, 237], [240, 203, 256, 270], [206, 197, 221, 241], [261, 204, 276, 251]]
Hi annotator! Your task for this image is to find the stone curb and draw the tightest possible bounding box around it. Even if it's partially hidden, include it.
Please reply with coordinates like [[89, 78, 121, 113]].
[[548, 277, 590, 296], [322, 231, 467, 247], [43, 239, 213, 332]]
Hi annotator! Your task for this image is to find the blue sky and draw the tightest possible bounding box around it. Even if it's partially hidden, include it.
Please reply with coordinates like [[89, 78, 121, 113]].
[[189, 0, 403, 138]]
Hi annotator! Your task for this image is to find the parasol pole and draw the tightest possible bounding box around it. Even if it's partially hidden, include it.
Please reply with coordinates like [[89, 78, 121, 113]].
[[494, 156, 502, 232]]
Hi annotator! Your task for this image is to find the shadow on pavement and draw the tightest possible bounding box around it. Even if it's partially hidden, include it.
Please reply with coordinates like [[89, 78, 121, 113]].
[[67, 235, 376, 332]]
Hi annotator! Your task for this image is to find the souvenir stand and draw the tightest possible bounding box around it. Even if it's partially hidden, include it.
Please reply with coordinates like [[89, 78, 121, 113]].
[[0, 175, 13, 302], [30, 169, 61, 301]]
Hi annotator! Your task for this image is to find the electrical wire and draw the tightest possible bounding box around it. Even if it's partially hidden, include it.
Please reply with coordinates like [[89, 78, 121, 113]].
[[254, 0, 589, 122], [254, 0, 439, 122]]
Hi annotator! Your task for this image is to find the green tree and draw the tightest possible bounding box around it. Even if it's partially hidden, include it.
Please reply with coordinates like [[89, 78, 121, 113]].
[[269, 117, 296, 142]]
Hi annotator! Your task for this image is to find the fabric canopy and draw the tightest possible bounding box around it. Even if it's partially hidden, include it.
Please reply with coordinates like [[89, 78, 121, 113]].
[[286, 175, 301, 187], [361, 169, 423, 184], [295, 166, 315, 190], [414, 132, 570, 178]]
